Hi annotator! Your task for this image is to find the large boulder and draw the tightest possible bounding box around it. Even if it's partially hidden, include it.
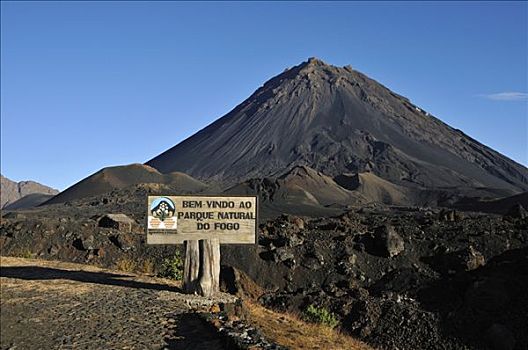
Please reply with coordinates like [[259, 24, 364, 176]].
[[374, 225, 405, 258], [220, 265, 265, 300], [98, 214, 137, 233], [430, 245, 485, 275]]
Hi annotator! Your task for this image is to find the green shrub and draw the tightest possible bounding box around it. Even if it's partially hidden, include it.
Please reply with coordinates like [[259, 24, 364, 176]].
[[158, 250, 183, 280], [302, 304, 339, 329]]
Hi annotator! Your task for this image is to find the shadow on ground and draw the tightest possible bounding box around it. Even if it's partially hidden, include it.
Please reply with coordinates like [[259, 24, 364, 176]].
[[0, 266, 181, 292], [164, 313, 228, 350]]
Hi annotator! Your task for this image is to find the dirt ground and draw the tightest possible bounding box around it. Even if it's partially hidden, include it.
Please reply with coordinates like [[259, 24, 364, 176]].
[[0, 257, 235, 350]]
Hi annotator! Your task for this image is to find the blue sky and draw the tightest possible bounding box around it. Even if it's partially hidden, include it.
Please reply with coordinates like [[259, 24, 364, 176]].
[[1, 1, 527, 190]]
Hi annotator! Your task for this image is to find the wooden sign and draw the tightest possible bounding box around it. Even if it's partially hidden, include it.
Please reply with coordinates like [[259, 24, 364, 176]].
[[146, 195, 257, 244]]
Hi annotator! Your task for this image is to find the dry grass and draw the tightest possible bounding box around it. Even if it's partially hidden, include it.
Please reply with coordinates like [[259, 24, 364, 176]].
[[140, 259, 155, 275], [1, 278, 93, 298], [246, 301, 375, 350], [115, 257, 137, 272], [0, 256, 105, 272], [10, 248, 35, 259]]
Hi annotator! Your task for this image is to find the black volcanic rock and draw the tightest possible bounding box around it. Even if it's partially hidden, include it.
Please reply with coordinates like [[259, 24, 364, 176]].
[[147, 58, 528, 194], [373, 224, 405, 258]]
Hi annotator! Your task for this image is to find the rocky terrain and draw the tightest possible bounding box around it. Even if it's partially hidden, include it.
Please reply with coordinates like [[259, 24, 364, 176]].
[[254, 209, 527, 350], [1, 174, 59, 209], [1, 185, 527, 349]]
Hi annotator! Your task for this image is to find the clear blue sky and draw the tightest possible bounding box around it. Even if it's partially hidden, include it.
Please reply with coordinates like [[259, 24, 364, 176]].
[[1, 1, 527, 190]]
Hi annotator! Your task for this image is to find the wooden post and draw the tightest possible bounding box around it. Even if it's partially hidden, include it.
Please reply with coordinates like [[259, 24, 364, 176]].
[[211, 238, 220, 293], [183, 240, 200, 293], [183, 238, 220, 298]]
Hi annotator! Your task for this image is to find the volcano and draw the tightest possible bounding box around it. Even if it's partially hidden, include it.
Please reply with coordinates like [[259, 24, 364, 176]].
[[146, 58, 527, 196]]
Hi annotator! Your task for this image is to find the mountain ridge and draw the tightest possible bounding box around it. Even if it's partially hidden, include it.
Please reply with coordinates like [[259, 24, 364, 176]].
[[0, 174, 59, 209]]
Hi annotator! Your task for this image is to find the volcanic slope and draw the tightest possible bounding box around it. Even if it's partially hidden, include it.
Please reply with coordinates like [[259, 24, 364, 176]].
[[147, 58, 527, 194], [45, 164, 206, 205], [227, 166, 412, 207]]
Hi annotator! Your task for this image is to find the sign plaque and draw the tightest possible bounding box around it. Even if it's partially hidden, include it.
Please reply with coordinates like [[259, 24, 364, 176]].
[[146, 195, 257, 244]]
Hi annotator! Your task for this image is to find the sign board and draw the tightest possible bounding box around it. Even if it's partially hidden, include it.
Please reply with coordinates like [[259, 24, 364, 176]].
[[146, 195, 257, 244]]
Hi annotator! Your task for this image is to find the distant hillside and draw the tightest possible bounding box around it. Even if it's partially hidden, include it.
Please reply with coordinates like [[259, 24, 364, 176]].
[[44, 163, 206, 205], [1, 175, 59, 209], [4, 193, 57, 211], [226, 166, 411, 207]]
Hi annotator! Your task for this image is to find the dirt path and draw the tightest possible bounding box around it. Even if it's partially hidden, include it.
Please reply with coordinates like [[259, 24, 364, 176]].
[[0, 257, 235, 350]]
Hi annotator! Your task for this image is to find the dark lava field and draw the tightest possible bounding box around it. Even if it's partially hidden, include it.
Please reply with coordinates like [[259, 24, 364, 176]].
[[1, 184, 527, 350]]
